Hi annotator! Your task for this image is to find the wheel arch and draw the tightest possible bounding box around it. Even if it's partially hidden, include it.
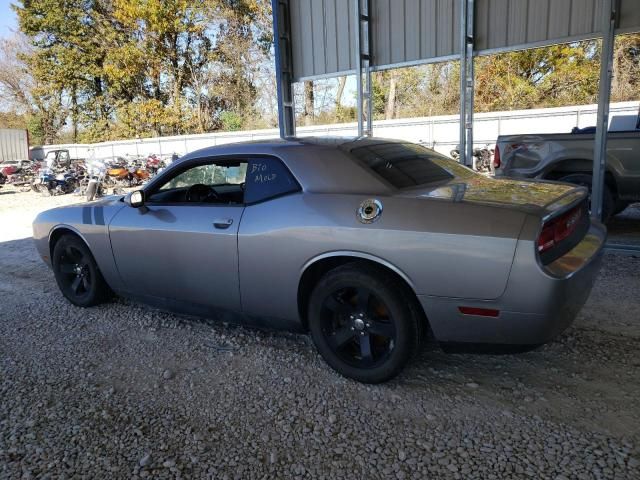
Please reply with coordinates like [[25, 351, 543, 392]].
[[543, 159, 619, 196], [297, 252, 430, 334], [48, 225, 91, 260]]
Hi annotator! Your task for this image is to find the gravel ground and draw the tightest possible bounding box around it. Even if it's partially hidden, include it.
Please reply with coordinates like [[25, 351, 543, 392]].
[[608, 203, 640, 246], [1, 187, 639, 479]]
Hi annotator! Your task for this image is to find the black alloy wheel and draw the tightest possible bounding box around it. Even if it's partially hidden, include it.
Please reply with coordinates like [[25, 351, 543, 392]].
[[320, 286, 396, 368], [58, 245, 92, 297], [52, 234, 111, 307], [308, 263, 420, 383]]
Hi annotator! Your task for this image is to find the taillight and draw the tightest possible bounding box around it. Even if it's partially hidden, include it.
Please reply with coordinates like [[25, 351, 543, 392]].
[[493, 144, 501, 169], [537, 206, 583, 254]]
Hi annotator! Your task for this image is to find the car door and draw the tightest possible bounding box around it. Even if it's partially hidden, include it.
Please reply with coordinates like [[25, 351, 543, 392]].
[[108, 158, 247, 312]]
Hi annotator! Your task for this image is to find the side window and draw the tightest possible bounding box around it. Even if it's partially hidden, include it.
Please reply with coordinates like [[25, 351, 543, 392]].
[[243, 157, 299, 203], [148, 160, 247, 204], [159, 163, 246, 191]]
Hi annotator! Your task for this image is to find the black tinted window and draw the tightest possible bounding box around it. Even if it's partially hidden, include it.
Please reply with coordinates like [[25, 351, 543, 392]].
[[244, 157, 299, 203], [347, 142, 453, 189]]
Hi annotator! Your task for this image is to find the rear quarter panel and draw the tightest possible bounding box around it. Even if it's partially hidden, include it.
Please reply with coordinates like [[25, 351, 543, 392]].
[[238, 193, 525, 324]]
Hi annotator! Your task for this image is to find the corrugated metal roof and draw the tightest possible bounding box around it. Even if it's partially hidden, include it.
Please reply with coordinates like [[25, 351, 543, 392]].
[[289, 0, 640, 81], [290, 0, 357, 80], [475, 0, 606, 52]]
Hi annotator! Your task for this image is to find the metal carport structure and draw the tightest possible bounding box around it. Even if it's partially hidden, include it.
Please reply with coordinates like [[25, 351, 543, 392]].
[[271, 0, 640, 222]]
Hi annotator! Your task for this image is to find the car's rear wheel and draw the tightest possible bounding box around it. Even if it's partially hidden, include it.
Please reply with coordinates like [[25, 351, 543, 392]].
[[308, 263, 420, 383], [52, 234, 111, 307]]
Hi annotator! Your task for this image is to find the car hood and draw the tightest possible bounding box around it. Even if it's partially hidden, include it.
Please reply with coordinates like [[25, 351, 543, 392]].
[[41, 194, 123, 211], [398, 175, 587, 217]]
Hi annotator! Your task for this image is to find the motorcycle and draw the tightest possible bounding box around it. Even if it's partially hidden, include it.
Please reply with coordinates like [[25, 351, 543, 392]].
[[32, 167, 79, 196], [473, 144, 494, 173], [145, 154, 165, 176], [449, 144, 494, 173], [84, 158, 108, 201], [0, 160, 38, 188], [106, 158, 150, 187]]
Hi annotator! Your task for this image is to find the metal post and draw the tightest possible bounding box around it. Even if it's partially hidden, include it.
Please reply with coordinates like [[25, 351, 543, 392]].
[[355, 0, 372, 137], [465, 20, 474, 168], [459, 0, 474, 166], [459, 0, 467, 165], [591, 0, 616, 220], [272, 0, 296, 138], [364, 2, 372, 136]]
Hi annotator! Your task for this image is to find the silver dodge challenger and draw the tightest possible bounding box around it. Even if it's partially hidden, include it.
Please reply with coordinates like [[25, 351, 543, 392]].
[[33, 137, 605, 383]]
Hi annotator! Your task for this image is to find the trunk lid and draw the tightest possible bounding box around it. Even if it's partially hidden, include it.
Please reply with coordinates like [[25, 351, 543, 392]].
[[398, 158, 588, 218]]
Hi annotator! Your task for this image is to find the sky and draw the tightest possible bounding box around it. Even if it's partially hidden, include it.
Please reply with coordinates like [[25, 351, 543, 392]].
[[0, 1, 17, 39]]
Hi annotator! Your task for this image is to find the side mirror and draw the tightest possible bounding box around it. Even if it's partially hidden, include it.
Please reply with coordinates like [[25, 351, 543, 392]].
[[128, 190, 145, 208]]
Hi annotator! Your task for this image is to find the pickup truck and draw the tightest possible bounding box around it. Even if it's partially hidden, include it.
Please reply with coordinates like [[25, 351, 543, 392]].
[[493, 111, 640, 221]]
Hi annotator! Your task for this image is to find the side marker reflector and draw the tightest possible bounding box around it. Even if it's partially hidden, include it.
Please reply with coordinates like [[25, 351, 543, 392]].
[[458, 306, 500, 317]]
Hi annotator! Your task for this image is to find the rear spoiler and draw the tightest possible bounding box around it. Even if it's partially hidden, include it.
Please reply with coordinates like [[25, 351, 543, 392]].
[[542, 187, 589, 222]]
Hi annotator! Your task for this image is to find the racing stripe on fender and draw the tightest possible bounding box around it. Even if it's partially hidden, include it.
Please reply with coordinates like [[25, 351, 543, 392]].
[[94, 206, 105, 226], [82, 206, 92, 224]]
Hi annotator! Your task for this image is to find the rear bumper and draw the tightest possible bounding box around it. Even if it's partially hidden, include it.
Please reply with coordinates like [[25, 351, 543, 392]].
[[419, 220, 606, 345]]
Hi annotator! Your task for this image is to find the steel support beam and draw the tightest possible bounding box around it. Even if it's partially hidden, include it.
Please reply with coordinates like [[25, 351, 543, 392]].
[[459, 0, 475, 167], [591, 0, 617, 220], [272, 0, 296, 138], [355, 0, 372, 137]]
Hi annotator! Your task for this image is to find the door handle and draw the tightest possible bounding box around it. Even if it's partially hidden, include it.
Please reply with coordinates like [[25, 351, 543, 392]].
[[213, 218, 233, 229]]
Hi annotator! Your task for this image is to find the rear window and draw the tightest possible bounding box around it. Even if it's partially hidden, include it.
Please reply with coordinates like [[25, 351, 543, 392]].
[[346, 142, 454, 189]]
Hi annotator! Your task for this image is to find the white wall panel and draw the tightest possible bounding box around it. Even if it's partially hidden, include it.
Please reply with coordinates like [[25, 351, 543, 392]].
[[43, 102, 639, 160]]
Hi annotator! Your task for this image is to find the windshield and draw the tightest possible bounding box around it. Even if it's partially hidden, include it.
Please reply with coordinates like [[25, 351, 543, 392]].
[[346, 141, 455, 189]]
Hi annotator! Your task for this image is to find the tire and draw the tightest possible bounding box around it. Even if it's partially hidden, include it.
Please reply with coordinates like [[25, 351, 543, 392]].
[[86, 180, 98, 201], [52, 234, 111, 307], [308, 263, 420, 383], [556, 173, 614, 223], [614, 200, 630, 215]]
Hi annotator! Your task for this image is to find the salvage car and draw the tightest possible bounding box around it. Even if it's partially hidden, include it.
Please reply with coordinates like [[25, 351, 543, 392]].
[[33, 138, 605, 383]]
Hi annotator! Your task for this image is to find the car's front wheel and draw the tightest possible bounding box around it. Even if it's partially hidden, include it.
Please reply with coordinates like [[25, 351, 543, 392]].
[[52, 234, 111, 307], [308, 263, 420, 383]]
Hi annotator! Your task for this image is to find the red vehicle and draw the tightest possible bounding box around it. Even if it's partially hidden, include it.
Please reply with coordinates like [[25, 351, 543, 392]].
[[0, 159, 39, 186], [145, 154, 165, 176]]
